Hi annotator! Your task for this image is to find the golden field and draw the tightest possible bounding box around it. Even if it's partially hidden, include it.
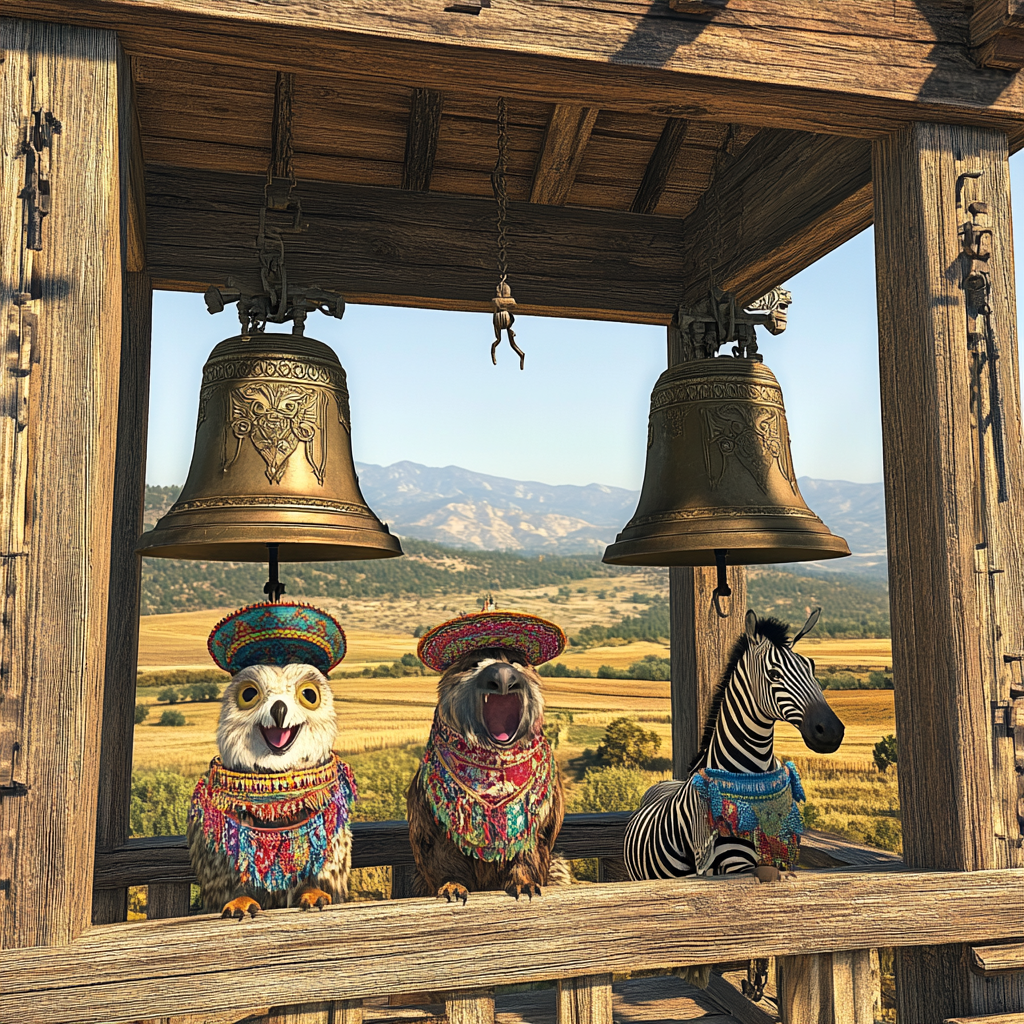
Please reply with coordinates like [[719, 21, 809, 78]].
[[134, 612, 894, 775]]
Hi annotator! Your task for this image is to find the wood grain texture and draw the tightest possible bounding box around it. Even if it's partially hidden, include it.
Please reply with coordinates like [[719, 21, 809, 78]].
[[529, 105, 599, 206], [446, 990, 494, 1024], [402, 89, 443, 193], [91, 819, 895, 890], [702, 972, 776, 1024], [5, 869, 1023, 1024], [5, 0, 1024, 137], [777, 954, 827, 1024], [0, 17, 125, 950], [556, 976, 611, 1024], [972, 1, 1024, 69], [973, 944, 1024, 976], [91, 272, 152, 927], [946, 1014, 1024, 1024], [668, 565, 747, 779], [630, 118, 689, 216], [679, 129, 873, 307], [873, 122, 1024, 1022]]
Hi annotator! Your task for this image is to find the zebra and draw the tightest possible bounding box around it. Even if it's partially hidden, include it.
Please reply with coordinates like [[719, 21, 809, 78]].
[[624, 608, 845, 881]]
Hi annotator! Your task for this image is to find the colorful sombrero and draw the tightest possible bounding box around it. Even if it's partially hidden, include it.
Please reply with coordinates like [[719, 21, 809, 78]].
[[417, 610, 566, 673], [208, 601, 346, 675]]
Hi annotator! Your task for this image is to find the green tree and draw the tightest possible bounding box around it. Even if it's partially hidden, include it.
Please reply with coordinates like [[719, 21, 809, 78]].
[[130, 769, 194, 836], [873, 733, 898, 772], [159, 709, 186, 727], [596, 717, 662, 769], [186, 681, 220, 701], [134, 703, 149, 724], [157, 686, 180, 704]]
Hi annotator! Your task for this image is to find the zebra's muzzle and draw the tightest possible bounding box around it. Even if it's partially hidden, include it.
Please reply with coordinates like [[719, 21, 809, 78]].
[[800, 701, 845, 754]]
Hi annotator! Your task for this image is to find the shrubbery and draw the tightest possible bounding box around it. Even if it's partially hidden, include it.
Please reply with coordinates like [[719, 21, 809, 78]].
[[538, 662, 594, 678], [158, 709, 186, 727], [565, 765, 668, 814], [134, 703, 149, 724], [596, 717, 662, 769], [130, 769, 195, 836], [138, 668, 228, 691], [820, 669, 894, 690], [158, 686, 180, 704], [597, 655, 670, 681], [873, 733, 898, 772]]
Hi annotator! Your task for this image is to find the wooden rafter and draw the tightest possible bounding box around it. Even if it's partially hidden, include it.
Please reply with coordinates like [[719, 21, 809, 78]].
[[678, 129, 873, 308], [2, 869, 1022, 1024], [630, 118, 689, 216], [972, 0, 1024, 69], [529, 104, 599, 206], [5, 1, 1024, 137], [401, 87, 443, 192]]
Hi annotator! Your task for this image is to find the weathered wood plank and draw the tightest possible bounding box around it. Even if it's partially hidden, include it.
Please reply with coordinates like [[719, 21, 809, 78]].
[[6, 0, 1024, 137], [446, 990, 494, 1024], [145, 883, 191, 920], [945, 1015, 1024, 1024], [702, 972, 776, 1024], [4, 870, 1023, 1023], [402, 89, 443, 193], [973, 944, 1024, 977], [91, 818, 897, 890], [0, 16, 126, 949], [873, 121, 1024, 1021], [557, 975, 611, 1024], [630, 119, 689, 216], [679, 129, 872, 307], [145, 146, 868, 323], [530, 105, 599, 206]]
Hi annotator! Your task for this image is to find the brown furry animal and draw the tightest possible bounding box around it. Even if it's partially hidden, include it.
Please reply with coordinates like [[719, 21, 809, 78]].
[[407, 647, 565, 902]]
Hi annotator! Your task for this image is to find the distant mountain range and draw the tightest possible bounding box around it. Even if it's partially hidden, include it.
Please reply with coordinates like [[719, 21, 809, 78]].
[[145, 461, 888, 576], [353, 462, 888, 576]]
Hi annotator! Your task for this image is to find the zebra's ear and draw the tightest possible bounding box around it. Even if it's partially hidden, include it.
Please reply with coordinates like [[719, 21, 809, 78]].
[[745, 609, 758, 641], [792, 607, 822, 645]]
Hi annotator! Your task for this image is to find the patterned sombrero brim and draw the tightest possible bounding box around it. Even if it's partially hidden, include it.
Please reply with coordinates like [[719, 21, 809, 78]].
[[417, 610, 566, 673], [208, 601, 346, 675]]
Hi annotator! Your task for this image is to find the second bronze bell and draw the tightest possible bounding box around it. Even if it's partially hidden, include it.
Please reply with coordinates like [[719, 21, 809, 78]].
[[603, 357, 849, 567], [138, 331, 402, 563]]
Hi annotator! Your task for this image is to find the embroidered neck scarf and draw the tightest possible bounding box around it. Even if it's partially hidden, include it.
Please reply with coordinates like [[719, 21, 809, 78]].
[[189, 752, 356, 892], [420, 712, 556, 861], [691, 760, 805, 871]]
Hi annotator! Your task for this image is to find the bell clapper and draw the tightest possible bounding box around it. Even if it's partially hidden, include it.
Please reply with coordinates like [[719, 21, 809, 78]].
[[264, 543, 286, 603], [712, 549, 732, 619]]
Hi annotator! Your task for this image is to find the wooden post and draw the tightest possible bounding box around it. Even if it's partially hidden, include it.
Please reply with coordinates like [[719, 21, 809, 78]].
[[556, 975, 612, 1024], [92, 267, 151, 925], [446, 990, 494, 1024], [667, 320, 747, 778], [0, 19, 127, 949], [873, 122, 1024, 1019]]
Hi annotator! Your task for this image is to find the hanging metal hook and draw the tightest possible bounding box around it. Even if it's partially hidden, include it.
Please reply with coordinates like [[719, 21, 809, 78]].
[[712, 548, 731, 618]]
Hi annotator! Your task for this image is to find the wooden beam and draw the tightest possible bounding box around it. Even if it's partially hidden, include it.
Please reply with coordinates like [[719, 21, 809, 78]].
[[529, 105, 598, 206], [972, 944, 1024, 977], [401, 88, 443, 192], [678, 129, 872, 308], [4, 869, 1023, 1024], [556, 976, 612, 1024], [0, 17, 127, 949], [972, 1, 1024, 70], [146, 140, 872, 323], [5, 1, 1024, 138], [630, 118, 689, 216], [91, 820, 900, 890], [873, 121, 1024, 1021], [945, 1015, 1024, 1024]]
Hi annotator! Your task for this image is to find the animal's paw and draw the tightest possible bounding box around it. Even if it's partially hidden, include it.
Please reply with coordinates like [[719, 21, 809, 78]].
[[297, 888, 333, 911], [507, 881, 542, 900], [437, 882, 469, 904], [752, 865, 797, 884], [221, 896, 261, 920]]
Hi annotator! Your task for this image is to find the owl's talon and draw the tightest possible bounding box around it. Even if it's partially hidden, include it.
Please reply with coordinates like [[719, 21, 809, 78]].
[[296, 887, 333, 911], [221, 896, 261, 920], [508, 882, 542, 900], [437, 882, 469, 904]]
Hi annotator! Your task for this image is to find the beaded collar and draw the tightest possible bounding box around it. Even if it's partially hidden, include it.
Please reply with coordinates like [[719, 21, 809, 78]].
[[420, 712, 556, 861], [189, 753, 356, 892]]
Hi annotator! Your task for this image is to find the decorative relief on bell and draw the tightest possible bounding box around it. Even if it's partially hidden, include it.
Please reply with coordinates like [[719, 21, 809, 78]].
[[702, 403, 794, 494]]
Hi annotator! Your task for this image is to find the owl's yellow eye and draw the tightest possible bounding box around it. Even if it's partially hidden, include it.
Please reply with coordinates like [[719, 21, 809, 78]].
[[296, 680, 321, 710], [236, 683, 262, 709]]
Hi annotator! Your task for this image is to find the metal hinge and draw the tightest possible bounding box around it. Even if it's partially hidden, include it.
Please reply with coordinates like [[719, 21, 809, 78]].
[[994, 699, 1019, 734], [19, 109, 61, 252]]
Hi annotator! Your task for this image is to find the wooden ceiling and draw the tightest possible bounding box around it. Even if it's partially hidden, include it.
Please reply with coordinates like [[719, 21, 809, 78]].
[[132, 56, 759, 224]]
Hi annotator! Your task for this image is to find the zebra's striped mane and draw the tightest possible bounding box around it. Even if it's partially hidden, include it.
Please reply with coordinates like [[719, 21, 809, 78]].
[[686, 615, 792, 773]]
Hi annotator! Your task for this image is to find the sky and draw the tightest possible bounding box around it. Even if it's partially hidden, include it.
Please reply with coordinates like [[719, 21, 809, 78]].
[[145, 156, 1023, 492]]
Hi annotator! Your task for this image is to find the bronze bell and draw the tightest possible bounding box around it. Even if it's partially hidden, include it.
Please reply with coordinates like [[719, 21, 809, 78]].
[[603, 357, 850, 567], [138, 331, 402, 563]]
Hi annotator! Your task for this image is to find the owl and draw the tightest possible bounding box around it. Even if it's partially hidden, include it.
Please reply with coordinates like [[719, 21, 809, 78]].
[[187, 662, 354, 919], [407, 611, 569, 903]]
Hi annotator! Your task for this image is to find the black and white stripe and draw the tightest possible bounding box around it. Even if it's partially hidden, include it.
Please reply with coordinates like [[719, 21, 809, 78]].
[[624, 610, 830, 880]]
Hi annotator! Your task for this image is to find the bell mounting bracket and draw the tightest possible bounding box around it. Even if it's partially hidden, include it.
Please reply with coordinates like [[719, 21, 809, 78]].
[[204, 282, 345, 337], [676, 285, 791, 362]]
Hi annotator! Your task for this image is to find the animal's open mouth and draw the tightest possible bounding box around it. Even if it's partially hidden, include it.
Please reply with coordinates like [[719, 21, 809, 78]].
[[482, 693, 522, 744], [260, 724, 301, 754]]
